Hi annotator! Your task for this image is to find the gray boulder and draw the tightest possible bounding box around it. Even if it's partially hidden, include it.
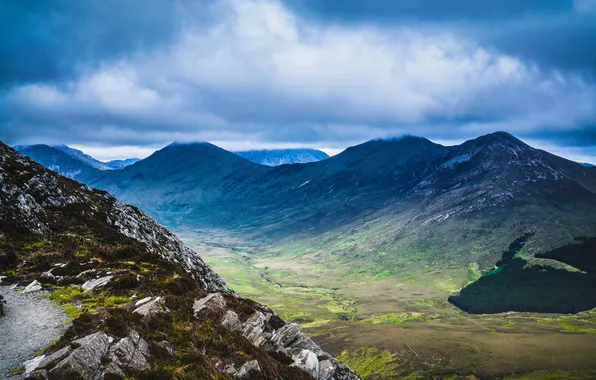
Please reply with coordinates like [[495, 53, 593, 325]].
[[193, 293, 227, 317], [133, 296, 168, 318], [22, 280, 42, 293], [221, 310, 242, 333], [235, 360, 261, 379], [49, 332, 110, 379]]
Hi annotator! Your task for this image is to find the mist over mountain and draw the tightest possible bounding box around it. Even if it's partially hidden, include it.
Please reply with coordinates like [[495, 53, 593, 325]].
[[235, 149, 329, 166]]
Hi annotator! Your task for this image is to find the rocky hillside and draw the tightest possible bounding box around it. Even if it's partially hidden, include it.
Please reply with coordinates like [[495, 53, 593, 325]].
[[0, 141, 360, 380], [14, 145, 101, 182]]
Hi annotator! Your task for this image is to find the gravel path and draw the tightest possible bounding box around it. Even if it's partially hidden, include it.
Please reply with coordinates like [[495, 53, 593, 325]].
[[0, 287, 67, 378]]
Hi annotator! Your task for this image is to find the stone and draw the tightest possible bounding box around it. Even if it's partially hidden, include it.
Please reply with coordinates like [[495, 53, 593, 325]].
[[24, 355, 46, 374], [221, 310, 242, 333], [134, 296, 152, 307], [102, 362, 125, 378], [22, 280, 42, 293], [106, 331, 151, 374], [242, 312, 266, 346], [235, 360, 261, 379], [193, 293, 227, 317], [81, 275, 113, 291], [34, 346, 73, 371], [49, 332, 110, 379], [291, 350, 319, 379], [133, 296, 168, 317], [319, 360, 336, 380]]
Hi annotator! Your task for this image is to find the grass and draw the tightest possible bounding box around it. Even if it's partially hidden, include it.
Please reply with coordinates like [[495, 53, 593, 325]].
[[558, 321, 596, 334], [337, 347, 402, 378], [62, 304, 82, 319], [363, 312, 439, 325], [49, 286, 84, 303]]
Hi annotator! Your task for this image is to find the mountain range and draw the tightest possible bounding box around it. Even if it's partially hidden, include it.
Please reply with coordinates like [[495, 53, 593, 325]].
[[0, 141, 360, 379], [14, 132, 596, 313]]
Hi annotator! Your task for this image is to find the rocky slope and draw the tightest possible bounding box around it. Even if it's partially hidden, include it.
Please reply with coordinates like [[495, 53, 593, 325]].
[[235, 149, 329, 166], [14, 145, 101, 182], [0, 141, 361, 380]]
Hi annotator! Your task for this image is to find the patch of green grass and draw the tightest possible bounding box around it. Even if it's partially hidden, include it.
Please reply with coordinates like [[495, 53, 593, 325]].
[[7, 367, 24, 376], [49, 286, 84, 303], [62, 304, 82, 319], [467, 262, 482, 282], [337, 347, 402, 378], [104, 295, 130, 306], [23, 238, 51, 250], [281, 311, 315, 323], [559, 321, 596, 334], [363, 312, 439, 325]]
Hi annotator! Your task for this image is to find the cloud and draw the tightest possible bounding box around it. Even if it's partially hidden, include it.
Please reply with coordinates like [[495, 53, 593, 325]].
[[0, 0, 595, 161]]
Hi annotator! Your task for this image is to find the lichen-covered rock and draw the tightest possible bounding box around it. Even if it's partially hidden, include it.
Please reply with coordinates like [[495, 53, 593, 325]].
[[319, 360, 335, 380], [105, 331, 151, 374], [49, 332, 110, 379], [193, 293, 227, 317]]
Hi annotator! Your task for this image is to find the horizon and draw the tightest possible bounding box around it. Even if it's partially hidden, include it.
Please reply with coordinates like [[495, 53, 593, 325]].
[[11, 130, 596, 165]]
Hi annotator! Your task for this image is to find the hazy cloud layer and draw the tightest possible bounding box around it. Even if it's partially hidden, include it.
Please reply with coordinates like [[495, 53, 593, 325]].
[[1, 0, 595, 161]]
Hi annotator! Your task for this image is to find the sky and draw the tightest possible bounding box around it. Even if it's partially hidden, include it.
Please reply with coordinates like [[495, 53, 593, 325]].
[[1, 0, 596, 162]]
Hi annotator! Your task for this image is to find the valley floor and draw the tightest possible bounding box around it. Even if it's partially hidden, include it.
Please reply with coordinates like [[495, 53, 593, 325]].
[[179, 231, 596, 380]]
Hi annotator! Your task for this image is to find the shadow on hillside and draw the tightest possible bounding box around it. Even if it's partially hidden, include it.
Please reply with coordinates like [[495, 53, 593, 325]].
[[449, 236, 596, 314]]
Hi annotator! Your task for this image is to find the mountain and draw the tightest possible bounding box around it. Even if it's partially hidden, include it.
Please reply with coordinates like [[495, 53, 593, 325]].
[[581, 162, 595, 168], [15, 144, 101, 181], [53, 145, 112, 171], [0, 141, 360, 380], [86, 132, 596, 272], [105, 158, 141, 170], [235, 149, 329, 166]]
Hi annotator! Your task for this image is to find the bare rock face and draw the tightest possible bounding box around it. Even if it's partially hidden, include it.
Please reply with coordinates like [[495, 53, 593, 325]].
[[235, 360, 261, 379], [22, 281, 42, 294]]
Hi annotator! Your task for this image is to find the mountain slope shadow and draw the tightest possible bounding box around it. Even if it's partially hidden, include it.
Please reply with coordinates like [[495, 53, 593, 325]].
[[449, 235, 596, 314]]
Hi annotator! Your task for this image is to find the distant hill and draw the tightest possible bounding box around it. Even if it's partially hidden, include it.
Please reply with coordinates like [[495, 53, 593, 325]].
[[53, 145, 112, 170], [15, 144, 101, 181], [235, 149, 329, 166], [581, 162, 595, 168], [104, 158, 141, 169], [15, 145, 140, 179]]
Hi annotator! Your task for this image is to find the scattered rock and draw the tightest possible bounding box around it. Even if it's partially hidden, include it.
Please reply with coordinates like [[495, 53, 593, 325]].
[[23, 355, 46, 374], [27, 346, 72, 373], [154, 340, 175, 356], [102, 361, 125, 378], [193, 293, 227, 317], [22, 281, 42, 294], [134, 296, 152, 307], [133, 296, 168, 318], [106, 331, 151, 374], [23, 369, 47, 380], [81, 275, 113, 291]]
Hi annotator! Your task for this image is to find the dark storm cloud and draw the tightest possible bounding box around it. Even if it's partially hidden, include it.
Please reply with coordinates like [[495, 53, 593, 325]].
[[282, 0, 596, 74], [0, 0, 217, 86]]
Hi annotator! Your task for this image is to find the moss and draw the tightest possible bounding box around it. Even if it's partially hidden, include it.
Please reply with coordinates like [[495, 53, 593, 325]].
[[49, 286, 84, 303], [7, 367, 25, 376], [63, 304, 83, 319]]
